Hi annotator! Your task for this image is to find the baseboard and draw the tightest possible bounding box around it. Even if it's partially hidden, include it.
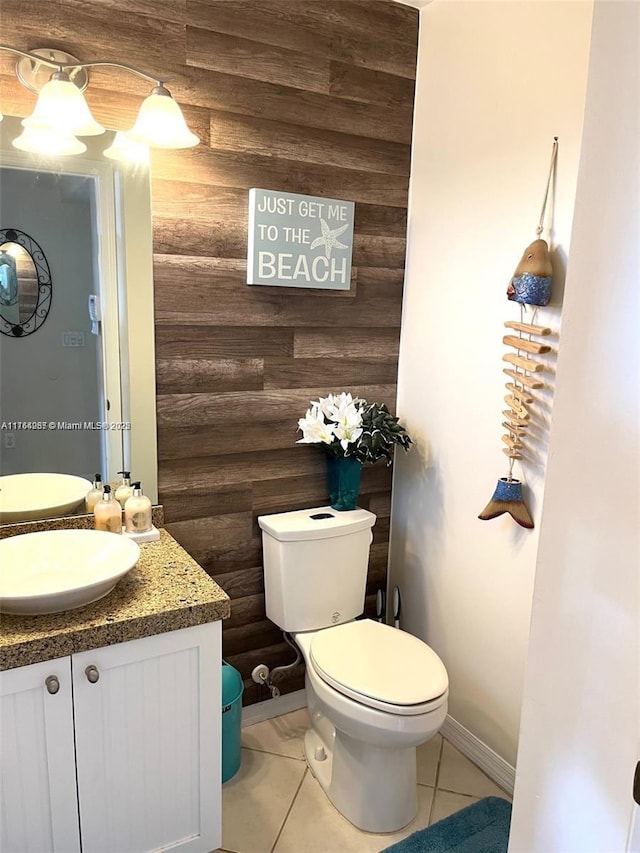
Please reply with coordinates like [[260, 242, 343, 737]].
[[241, 689, 307, 727], [440, 715, 515, 796]]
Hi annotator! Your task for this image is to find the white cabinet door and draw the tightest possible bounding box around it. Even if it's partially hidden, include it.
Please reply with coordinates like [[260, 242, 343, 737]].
[[0, 656, 81, 853], [73, 622, 221, 853]]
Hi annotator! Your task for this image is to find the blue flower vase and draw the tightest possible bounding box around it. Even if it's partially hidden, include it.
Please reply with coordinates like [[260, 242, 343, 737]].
[[326, 457, 362, 511]]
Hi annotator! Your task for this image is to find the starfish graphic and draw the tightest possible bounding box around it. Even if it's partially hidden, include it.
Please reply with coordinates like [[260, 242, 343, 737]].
[[310, 219, 350, 259]]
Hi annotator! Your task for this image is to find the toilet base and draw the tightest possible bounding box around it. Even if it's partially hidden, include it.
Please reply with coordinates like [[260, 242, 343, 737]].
[[304, 707, 418, 833]]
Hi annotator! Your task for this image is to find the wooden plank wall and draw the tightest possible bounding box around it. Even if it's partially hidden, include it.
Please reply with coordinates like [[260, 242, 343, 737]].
[[0, 0, 419, 703]]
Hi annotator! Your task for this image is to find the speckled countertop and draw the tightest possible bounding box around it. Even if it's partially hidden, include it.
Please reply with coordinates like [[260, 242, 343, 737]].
[[0, 528, 230, 671]]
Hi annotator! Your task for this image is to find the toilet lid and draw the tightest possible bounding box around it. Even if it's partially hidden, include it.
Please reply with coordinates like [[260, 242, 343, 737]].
[[310, 619, 448, 713]]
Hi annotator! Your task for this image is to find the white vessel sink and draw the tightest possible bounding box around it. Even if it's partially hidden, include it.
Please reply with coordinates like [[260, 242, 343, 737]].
[[0, 529, 140, 615], [0, 473, 93, 523]]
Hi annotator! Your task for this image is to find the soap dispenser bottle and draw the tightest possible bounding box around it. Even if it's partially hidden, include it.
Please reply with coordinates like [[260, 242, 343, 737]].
[[115, 471, 134, 509], [124, 482, 152, 534], [85, 474, 104, 512], [94, 485, 122, 534]]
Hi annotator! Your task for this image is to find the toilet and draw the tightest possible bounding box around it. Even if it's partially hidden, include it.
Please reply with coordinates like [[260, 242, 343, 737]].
[[258, 505, 449, 833]]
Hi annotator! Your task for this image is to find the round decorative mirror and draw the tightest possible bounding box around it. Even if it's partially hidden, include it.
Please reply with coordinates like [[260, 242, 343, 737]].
[[0, 228, 52, 337]]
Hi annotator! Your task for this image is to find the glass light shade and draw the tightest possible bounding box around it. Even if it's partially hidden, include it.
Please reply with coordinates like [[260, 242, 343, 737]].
[[12, 126, 87, 156], [103, 131, 150, 163], [23, 76, 104, 136], [3, 243, 28, 258], [129, 87, 199, 149]]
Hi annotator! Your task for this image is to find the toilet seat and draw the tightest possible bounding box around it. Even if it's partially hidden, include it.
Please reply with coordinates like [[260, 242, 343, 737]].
[[309, 619, 448, 716]]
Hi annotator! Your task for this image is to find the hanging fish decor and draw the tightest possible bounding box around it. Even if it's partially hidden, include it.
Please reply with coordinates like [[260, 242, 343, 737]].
[[479, 138, 559, 530]]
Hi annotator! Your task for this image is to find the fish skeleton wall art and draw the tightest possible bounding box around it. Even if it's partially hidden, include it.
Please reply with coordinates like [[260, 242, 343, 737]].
[[479, 139, 559, 530]]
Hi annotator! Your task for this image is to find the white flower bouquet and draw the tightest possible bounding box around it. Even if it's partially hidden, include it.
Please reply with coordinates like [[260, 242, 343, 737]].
[[297, 392, 412, 465]]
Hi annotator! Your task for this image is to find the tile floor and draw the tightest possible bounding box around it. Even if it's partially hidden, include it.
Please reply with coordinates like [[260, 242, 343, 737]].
[[215, 708, 511, 853]]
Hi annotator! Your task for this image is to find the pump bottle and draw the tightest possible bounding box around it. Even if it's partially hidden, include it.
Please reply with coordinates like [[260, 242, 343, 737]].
[[115, 471, 134, 509], [124, 482, 152, 534], [94, 485, 122, 533], [85, 474, 104, 513]]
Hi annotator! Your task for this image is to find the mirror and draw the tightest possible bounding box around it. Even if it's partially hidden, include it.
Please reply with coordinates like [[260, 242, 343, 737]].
[[0, 115, 158, 523], [0, 230, 52, 335]]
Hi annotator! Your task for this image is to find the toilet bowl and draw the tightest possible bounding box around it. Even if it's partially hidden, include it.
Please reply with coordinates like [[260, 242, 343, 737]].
[[293, 620, 448, 833], [258, 506, 449, 833]]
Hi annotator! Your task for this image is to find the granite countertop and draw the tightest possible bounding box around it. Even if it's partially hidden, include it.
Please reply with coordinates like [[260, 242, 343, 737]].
[[0, 528, 230, 670]]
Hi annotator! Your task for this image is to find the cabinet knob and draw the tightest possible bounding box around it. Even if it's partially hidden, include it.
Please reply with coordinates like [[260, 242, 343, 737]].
[[45, 675, 60, 695], [85, 665, 100, 683]]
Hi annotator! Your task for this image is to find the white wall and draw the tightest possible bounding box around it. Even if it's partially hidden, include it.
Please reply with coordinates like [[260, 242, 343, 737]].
[[509, 2, 639, 849], [389, 0, 593, 764]]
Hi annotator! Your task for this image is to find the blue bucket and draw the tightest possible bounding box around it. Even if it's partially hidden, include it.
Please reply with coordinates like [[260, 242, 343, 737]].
[[221, 662, 244, 783]]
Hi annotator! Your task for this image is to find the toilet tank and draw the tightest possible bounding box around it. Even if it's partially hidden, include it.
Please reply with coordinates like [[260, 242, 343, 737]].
[[258, 506, 376, 632]]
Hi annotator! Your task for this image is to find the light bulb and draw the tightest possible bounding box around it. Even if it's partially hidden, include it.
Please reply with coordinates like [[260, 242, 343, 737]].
[[128, 84, 199, 149], [23, 72, 104, 137], [12, 125, 87, 156], [103, 131, 150, 163]]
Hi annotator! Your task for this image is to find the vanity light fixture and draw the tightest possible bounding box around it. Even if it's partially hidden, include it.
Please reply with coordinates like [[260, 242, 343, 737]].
[[0, 45, 199, 158]]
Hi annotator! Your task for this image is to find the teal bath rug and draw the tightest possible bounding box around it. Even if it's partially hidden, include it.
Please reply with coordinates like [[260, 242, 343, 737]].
[[380, 797, 512, 853]]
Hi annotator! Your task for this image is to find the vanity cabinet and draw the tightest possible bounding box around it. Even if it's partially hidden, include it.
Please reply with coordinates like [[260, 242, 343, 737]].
[[0, 654, 80, 852], [0, 621, 221, 853]]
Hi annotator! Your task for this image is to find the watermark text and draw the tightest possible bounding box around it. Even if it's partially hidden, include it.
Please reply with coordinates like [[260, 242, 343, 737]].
[[1, 421, 131, 431]]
